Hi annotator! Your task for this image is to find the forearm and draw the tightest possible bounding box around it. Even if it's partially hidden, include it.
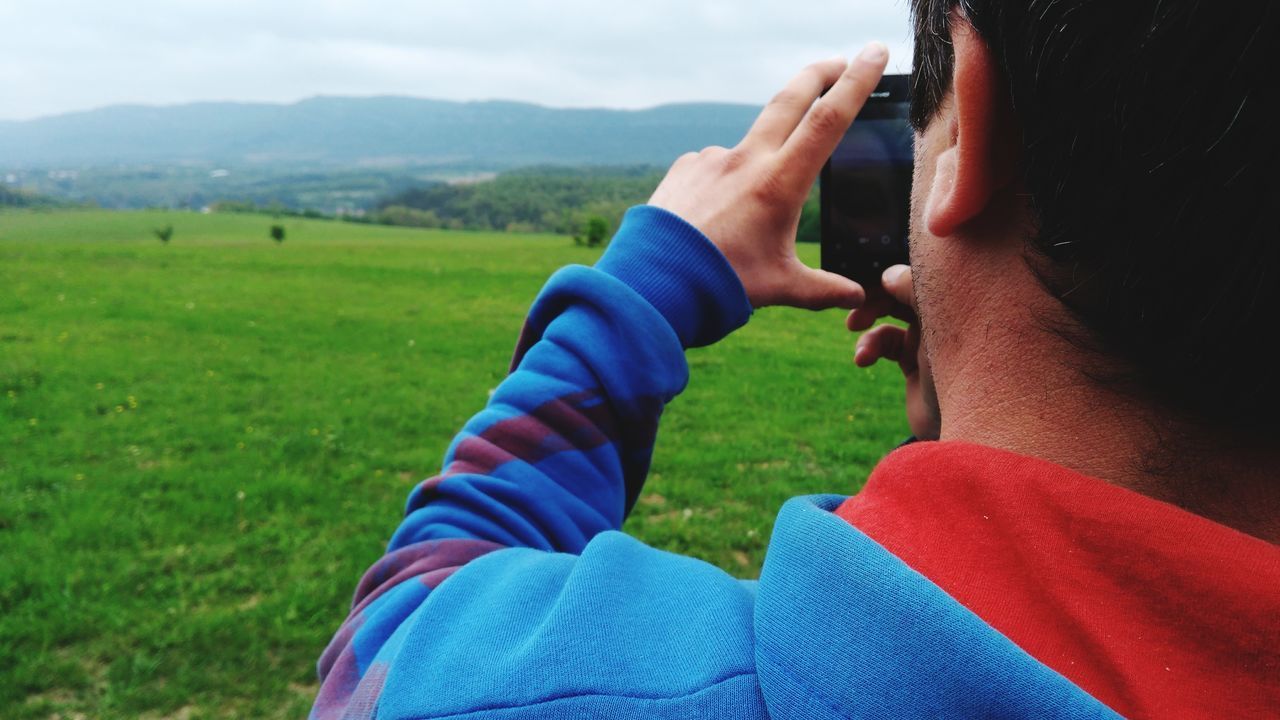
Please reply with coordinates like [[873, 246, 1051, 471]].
[[388, 205, 751, 553]]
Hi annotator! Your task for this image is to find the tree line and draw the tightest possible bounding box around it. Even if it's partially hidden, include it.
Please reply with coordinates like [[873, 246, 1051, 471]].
[[0, 185, 69, 208], [369, 165, 820, 243], [372, 166, 661, 236]]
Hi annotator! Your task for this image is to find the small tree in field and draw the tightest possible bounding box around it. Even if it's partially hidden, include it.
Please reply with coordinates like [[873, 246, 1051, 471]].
[[584, 216, 609, 248], [153, 225, 174, 244], [270, 225, 285, 243]]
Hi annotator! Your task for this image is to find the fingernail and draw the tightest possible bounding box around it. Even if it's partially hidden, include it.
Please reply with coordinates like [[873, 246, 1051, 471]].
[[883, 264, 908, 284], [858, 42, 888, 63]]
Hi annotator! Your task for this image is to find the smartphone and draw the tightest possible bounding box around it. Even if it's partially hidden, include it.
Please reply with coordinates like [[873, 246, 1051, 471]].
[[820, 74, 913, 286]]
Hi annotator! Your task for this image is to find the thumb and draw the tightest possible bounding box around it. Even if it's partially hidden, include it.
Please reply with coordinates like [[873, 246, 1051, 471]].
[[789, 265, 867, 311]]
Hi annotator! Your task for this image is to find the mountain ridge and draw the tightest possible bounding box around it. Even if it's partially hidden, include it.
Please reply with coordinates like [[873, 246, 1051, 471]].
[[0, 96, 763, 169]]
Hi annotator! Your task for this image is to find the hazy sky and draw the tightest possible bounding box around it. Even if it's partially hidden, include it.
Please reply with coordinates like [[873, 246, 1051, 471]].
[[0, 1, 913, 121]]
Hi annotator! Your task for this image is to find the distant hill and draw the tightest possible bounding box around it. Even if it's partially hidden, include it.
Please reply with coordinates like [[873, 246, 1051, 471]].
[[0, 97, 762, 170]]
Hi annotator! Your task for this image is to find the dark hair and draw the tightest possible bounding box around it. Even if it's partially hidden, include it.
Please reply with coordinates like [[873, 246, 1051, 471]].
[[910, 0, 1279, 440]]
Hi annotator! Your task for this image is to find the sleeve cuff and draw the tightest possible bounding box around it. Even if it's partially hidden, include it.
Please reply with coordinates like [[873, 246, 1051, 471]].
[[594, 205, 753, 348]]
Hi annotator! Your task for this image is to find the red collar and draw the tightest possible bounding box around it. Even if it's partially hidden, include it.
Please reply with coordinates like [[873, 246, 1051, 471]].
[[835, 441, 1280, 719]]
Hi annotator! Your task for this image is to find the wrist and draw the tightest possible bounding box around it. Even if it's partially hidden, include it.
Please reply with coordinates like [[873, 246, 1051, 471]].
[[595, 205, 752, 348]]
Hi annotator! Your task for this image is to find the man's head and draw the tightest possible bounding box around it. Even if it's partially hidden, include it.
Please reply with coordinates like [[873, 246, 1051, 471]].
[[905, 0, 1278, 446]]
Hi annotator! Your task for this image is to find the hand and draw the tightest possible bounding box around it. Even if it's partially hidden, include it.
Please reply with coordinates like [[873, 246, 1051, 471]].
[[648, 44, 889, 310], [849, 265, 942, 440]]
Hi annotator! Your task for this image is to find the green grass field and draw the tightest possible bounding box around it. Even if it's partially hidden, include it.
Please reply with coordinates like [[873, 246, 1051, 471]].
[[1, 210, 909, 719]]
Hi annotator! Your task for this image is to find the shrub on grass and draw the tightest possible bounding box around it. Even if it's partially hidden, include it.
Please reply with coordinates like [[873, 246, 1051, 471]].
[[584, 216, 609, 248]]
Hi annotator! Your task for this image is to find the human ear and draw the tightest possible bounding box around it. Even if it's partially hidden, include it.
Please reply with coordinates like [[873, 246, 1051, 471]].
[[923, 18, 1014, 238]]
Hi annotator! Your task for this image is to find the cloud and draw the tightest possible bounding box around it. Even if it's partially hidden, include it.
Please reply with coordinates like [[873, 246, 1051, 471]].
[[0, 0, 913, 120]]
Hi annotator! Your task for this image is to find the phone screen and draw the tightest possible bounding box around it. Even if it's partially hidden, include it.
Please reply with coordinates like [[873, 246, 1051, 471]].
[[820, 75, 913, 285]]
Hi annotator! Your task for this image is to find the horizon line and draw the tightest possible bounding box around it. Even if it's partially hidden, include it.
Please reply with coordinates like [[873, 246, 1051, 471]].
[[0, 94, 765, 124]]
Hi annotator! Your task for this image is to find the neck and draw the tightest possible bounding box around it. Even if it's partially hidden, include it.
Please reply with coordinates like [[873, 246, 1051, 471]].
[[933, 290, 1280, 545]]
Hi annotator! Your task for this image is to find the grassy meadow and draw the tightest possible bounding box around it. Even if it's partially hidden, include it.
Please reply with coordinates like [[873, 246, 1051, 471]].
[[1, 209, 910, 719]]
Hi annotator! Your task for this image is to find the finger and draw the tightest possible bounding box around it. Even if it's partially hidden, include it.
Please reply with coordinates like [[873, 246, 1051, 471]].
[[854, 324, 908, 367], [847, 302, 915, 331], [856, 324, 921, 377], [844, 265, 917, 331], [881, 264, 917, 313], [845, 292, 895, 331], [777, 42, 888, 185], [774, 264, 866, 311], [741, 58, 849, 151]]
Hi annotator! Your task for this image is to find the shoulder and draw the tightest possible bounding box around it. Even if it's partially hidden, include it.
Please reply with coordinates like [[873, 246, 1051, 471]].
[[374, 531, 767, 720]]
